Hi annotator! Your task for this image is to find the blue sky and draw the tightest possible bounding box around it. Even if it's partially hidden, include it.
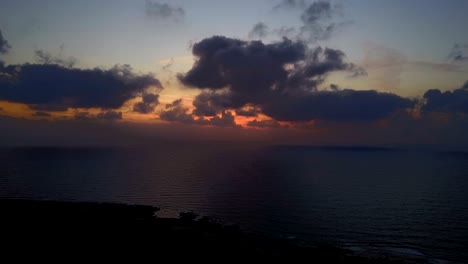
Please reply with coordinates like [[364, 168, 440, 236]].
[[2, 0, 467, 73]]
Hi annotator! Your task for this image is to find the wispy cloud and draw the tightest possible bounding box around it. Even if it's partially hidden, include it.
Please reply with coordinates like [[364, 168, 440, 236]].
[[145, 1, 185, 22], [448, 43, 468, 62], [248, 22, 269, 39], [270, 0, 350, 42], [0, 29, 11, 54]]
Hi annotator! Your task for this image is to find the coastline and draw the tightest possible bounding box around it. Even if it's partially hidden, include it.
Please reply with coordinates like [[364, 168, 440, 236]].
[[0, 199, 429, 263]]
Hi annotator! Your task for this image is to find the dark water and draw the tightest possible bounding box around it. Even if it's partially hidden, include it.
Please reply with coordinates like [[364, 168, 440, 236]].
[[1, 144, 467, 262]]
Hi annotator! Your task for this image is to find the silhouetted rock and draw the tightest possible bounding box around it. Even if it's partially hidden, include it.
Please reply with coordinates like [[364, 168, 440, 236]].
[[179, 211, 199, 222], [0, 199, 417, 263]]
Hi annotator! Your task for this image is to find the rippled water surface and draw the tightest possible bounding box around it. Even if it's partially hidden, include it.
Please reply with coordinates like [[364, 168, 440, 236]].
[[1, 144, 467, 262]]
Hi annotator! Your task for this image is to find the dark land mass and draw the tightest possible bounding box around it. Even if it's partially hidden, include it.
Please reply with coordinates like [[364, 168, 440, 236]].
[[0, 199, 426, 263]]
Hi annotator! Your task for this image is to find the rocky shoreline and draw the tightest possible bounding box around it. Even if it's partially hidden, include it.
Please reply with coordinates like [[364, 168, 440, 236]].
[[0, 199, 425, 263]]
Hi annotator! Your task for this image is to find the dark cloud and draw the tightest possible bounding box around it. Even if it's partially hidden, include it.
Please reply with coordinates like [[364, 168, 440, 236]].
[[97, 110, 123, 120], [285, 47, 366, 90], [329, 84, 339, 91], [165, 98, 183, 108], [422, 81, 468, 114], [178, 36, 306, 92], [235, 106, 259, 117], [192, 92, 234, 116], [32, 111, 51, 117], [262, 89, 415, 122], [348, 66, 367, 78], [448, 43, 468, 62], [34, 50, 77, 68], [160, 99, 238, 127], [145, 1, 185, 21], [205, 111, 238, 127], [133, 93, 159, 114], [247, 119, 282, 128], [159, 99, 195, 123], [179, 36, 412, 123], [0, 63, 162, 111], [0, 29, 11, 54], [248, 23, 269, 39]]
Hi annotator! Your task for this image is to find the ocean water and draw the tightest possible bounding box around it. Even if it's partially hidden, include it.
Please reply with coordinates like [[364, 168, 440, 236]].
[[1, 143, 467, 262]]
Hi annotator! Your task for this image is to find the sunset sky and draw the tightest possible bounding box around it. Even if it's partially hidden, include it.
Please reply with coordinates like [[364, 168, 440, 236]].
[[1, 0, 468, 147]]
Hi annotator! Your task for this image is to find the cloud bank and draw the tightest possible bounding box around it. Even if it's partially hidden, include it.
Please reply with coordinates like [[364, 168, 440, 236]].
[[178, 36, 410, 123], [0, 63, 162, 112], [423, 82, 468, 114]]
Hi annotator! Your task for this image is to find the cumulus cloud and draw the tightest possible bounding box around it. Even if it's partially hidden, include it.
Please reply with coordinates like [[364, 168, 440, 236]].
[[179, 36, 355, 93], [448, 43, 468, 62], [248, 22, 269, 39], [205, 111, 238, 127], [159, 99, 195, 123], [165, 98, 183, 108], [160, 99, 238, 127], [262, 89, 414, 122], [0, 29, 11, 54], [145, 1, 185, 21], [422, 81, 468, 114], [133, 93, 160, 114], [0, 63, 162, 111], [192, 92, 234, 116], [178, 36, 405, 123]]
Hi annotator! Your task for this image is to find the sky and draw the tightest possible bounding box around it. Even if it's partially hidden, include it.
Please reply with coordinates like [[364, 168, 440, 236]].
[[1, 0, 468, 148]]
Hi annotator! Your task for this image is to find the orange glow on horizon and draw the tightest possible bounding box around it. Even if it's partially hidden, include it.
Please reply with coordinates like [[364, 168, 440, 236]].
[[0, 97, 284, 130]]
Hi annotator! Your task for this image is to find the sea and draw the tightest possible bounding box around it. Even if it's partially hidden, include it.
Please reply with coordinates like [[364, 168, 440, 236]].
[[1, 143, 467, 263]]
